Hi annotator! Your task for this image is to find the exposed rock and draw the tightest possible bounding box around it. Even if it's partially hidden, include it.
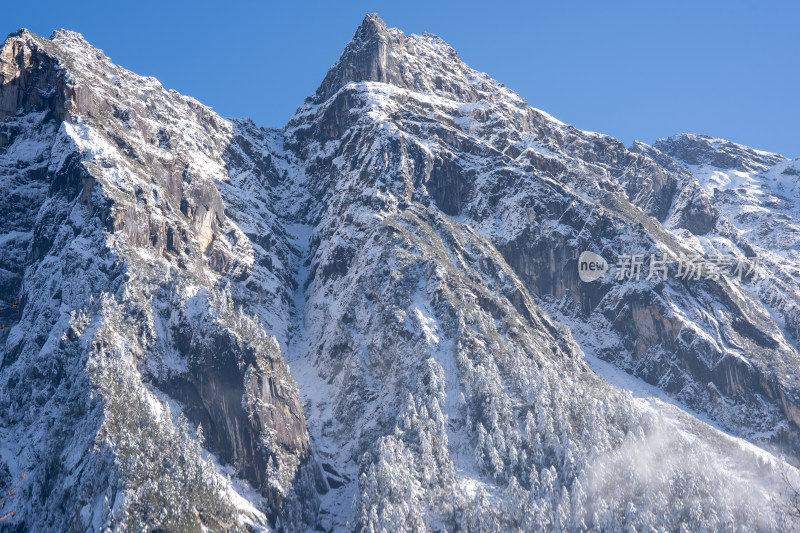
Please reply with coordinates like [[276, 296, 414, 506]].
[[1, 14, 799, 533]]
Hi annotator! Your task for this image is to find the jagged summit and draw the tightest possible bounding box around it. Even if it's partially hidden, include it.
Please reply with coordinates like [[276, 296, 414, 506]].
[[311, 13, 407, 103], [655, 132, 785, 171], [309, 13, 483, 105], [2, 15, 800, 532], [5, 28, 35, 40], [2, 27, 95, 58], [358, 12, 390, 37], [49, 28, 88, 40], [47, 28, 99, 51], [0, 29, 75, 121]]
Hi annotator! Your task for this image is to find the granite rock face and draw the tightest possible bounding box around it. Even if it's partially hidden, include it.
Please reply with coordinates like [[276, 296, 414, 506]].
[[0, 30, 75, 121], [1, 14, 800, 532], [0, 28, 316, 532]]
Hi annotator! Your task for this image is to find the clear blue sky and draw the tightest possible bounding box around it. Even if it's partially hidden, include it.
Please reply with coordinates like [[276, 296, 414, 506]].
[[4, 1, 798, 156]]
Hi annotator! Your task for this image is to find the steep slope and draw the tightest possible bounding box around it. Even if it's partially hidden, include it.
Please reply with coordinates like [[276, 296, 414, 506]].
[[654, 133, 800, 382], [0, 29, 319, 532], [289, 15, 800, 457], [271, 14, 800, 531], [657, 133, 800, 287], [0, 14, 799, 533]]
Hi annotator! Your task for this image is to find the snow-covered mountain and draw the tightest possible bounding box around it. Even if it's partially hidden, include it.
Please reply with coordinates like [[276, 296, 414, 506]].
[[1, 14, 799, 532]]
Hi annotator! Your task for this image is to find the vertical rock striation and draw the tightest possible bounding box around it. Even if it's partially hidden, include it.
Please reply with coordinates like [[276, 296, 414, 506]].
[[0, 14, 799, 532]]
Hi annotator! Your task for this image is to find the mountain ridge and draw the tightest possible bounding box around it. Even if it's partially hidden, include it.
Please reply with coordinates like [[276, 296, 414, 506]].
[[1, 15, 799, 532]]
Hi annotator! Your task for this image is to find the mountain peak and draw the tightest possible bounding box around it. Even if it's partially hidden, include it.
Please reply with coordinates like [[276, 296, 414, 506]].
[[357, 12, 390, 39], [310, 13, 405, 104], [308, 13, 491, 107], [49, 28, 92, 47], [2, 12, 800, 532], [655, 133, 784, 171], [4, 28, 36, 41], [0, 27, 75, 121]]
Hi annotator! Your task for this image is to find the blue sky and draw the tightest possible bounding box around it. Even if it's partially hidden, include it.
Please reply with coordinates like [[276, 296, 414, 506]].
[[4, 1, 798, 156]]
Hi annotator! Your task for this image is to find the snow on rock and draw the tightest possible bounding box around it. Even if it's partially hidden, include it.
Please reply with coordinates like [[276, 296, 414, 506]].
[[1, 15, 799, 532]]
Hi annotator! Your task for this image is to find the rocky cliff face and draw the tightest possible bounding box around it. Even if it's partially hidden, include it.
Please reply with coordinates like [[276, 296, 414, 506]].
[[0, 29, 318, 532], [1, 15, 799, 532]]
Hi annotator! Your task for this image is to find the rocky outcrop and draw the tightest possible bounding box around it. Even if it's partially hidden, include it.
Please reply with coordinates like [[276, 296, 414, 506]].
[[0, 28, 317, 532], [1, 14, 800, 532], [655, 133, 785, 172], [311, 13, 480, 105], [0, 30, 75, 121], [167, 299, 312, 516]]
